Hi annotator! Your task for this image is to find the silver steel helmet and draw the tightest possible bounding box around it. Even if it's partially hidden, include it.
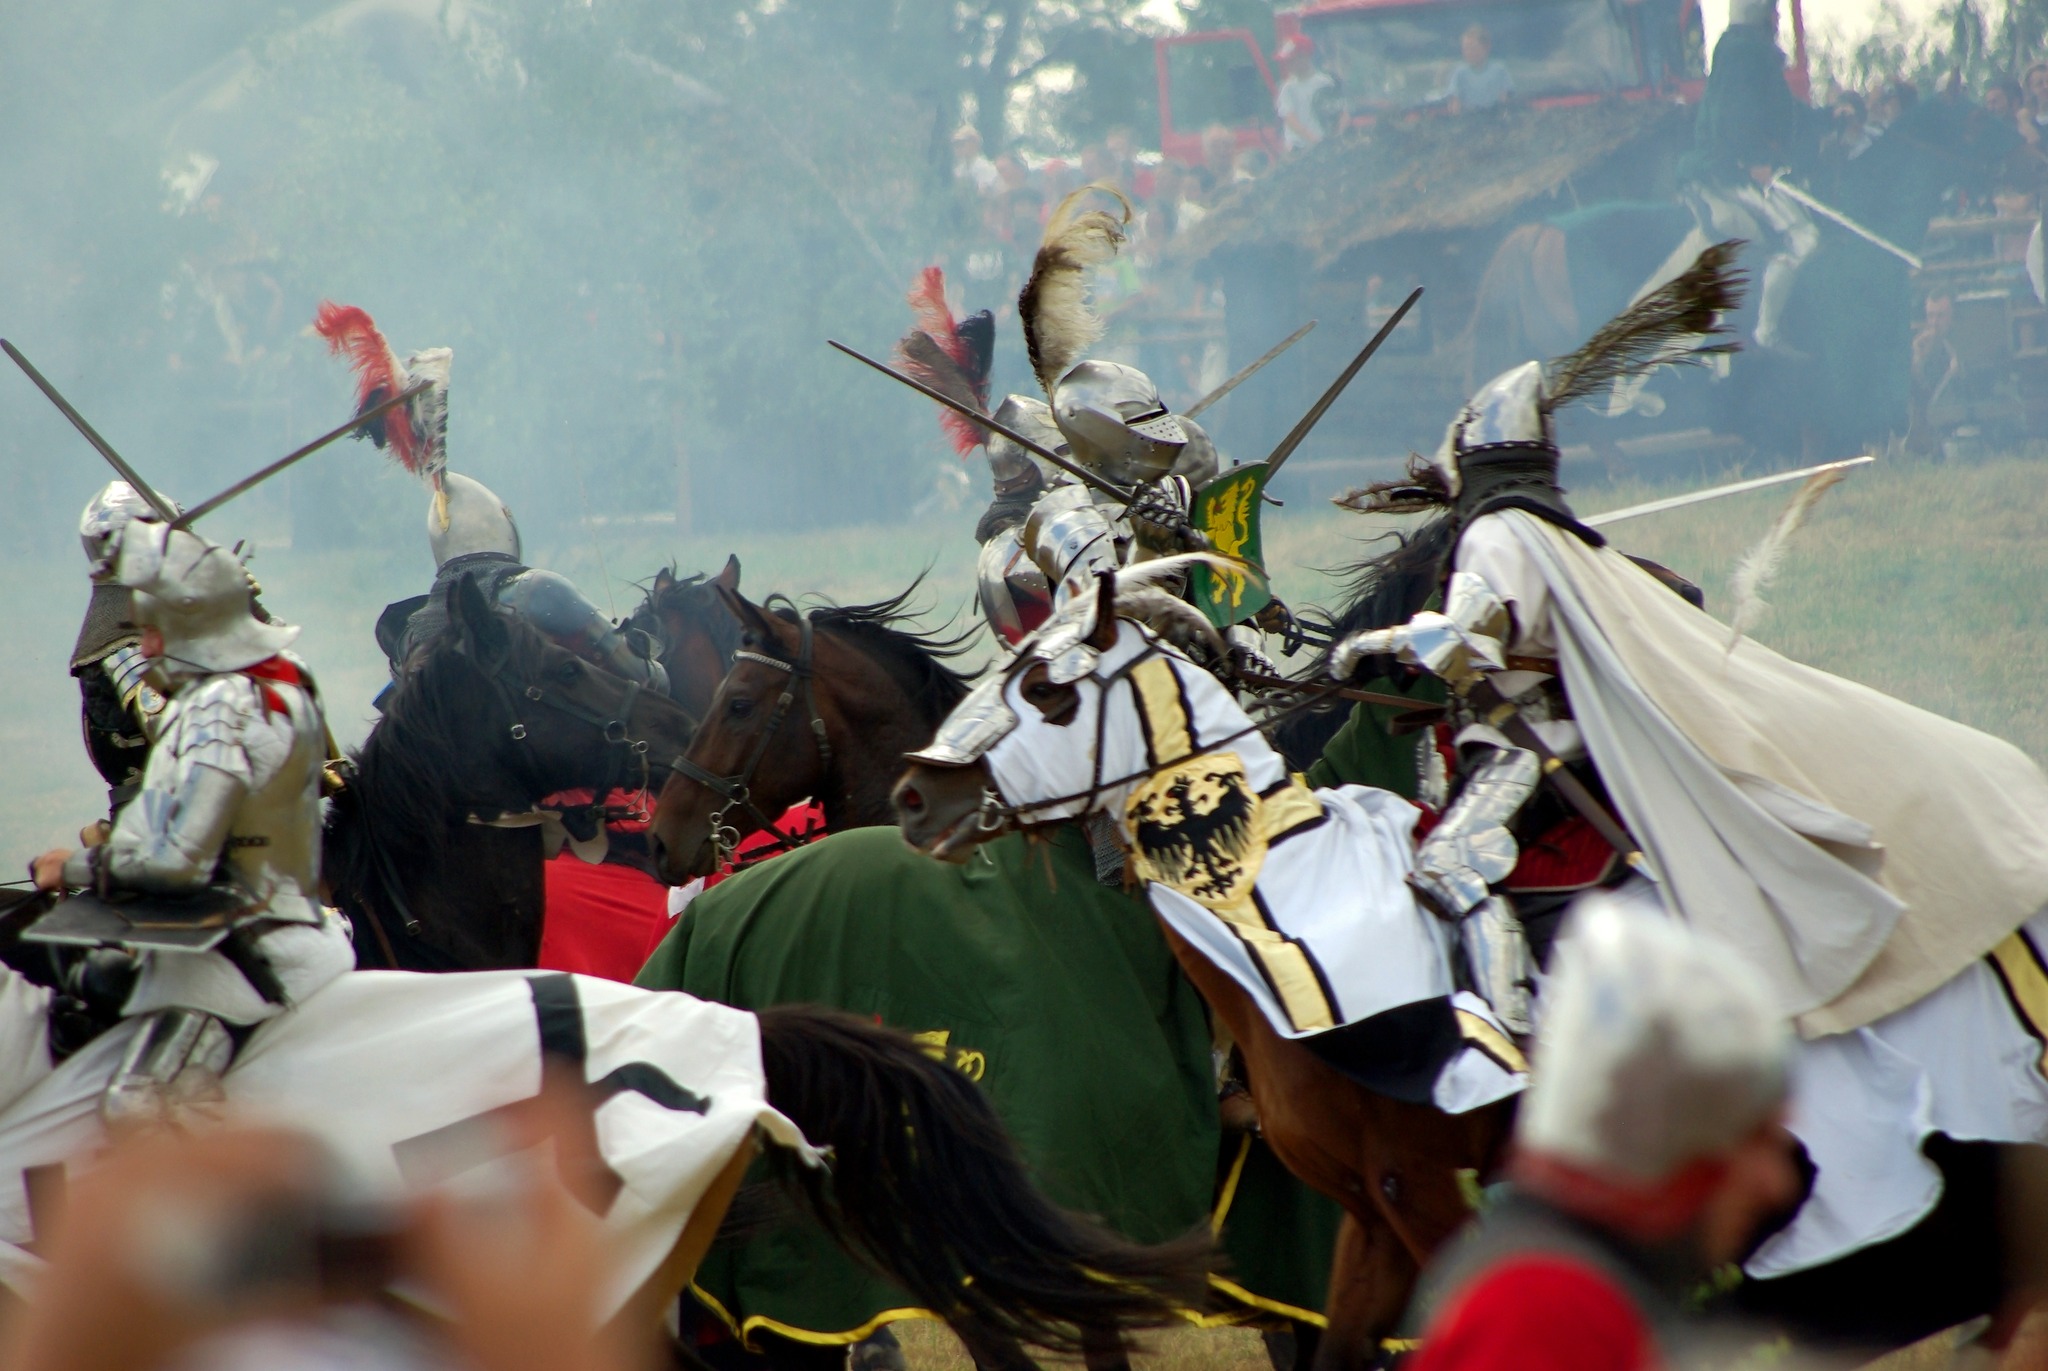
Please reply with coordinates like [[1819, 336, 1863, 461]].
[[1050, 359, 1188, 486], [112, 522, 299, 674], [1518, 894, 1789, 1184], [428, 471, 522, 567], [80, 480, 179, 582], [1171, 416, 1221, 486], [986, 393, 1066, 491], [1430, 360, 1552, 498]]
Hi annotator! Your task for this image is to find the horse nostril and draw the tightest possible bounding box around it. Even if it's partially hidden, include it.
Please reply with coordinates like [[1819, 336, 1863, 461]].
[[898, 786, 923, 813]]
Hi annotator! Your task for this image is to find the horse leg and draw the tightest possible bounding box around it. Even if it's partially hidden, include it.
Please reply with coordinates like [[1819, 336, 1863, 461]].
[[1313, 1212, 1420, 1371]]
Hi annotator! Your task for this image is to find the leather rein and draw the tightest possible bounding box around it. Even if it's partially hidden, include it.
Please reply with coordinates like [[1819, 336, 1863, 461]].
[[665, 597, 833, 869]]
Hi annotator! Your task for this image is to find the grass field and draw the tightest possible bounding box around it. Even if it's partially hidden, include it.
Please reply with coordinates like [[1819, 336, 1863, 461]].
[[5, 451, 2047, 863]]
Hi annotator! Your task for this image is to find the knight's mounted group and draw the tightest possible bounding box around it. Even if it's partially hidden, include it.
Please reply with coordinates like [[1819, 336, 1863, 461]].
[[4, 131, 2048, 1368]]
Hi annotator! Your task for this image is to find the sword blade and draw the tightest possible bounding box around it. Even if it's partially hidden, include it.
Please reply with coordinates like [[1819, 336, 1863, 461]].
[[1584, 454, 1874, 527], [1768, 178, 1924, 270], [172, 381, 431, 531], [1184, 320, 1316, 419], [828, 339, 1133, 502], [1263, 287, 1423, 479], [1, 340, 179, 522]]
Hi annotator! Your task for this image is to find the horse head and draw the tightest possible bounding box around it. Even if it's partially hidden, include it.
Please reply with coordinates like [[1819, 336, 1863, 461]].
[[895, 562, 1271, 863], [326, 572, 698, 965], [625, 554, 744, 721], [649, 579, 976, 884]]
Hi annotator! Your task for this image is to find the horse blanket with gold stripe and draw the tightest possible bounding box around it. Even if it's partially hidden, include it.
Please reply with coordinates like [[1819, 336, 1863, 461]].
[[1114, 654, 1525, 1115]]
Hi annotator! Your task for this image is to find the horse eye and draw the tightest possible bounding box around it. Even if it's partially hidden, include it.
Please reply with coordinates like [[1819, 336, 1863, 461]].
[[729, 696, 754, 718], [558, 659, 582, 680]]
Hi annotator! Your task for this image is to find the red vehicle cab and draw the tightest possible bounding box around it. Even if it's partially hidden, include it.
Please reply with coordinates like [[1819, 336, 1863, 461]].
[[1157, 0, 1806, 165]]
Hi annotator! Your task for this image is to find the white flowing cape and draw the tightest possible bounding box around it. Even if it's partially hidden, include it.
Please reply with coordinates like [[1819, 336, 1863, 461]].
[[1505, 510, 2048, 1034], [0, 970, 811, 1311]]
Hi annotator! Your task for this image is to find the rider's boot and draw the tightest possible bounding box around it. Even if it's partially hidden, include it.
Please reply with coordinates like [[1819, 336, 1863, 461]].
[[99, 1006, 235, 1136]]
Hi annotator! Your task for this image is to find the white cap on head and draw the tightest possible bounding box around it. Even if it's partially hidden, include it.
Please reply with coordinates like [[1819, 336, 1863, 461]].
[[428, 472, 521, 567], [1518, 895, 1789, 1184]]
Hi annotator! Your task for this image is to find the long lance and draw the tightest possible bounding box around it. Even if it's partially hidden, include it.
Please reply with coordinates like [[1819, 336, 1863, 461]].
[[1184, 320, 1316, 419], [827, 339, 1134, 502], [1264, 286, 1423, 479], [172, 381, 430, 531], [1584, 454, 1874, 528], [1766, 176, 1924, 270], [2, 340, 178, 522]]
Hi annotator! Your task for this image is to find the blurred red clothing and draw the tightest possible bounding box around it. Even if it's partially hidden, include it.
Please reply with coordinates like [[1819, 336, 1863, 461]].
[[1408, 1254, 1655, 1371]]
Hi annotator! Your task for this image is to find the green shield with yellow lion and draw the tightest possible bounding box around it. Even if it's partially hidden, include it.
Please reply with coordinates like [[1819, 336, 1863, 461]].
[[1189, 462, 1272, 628]]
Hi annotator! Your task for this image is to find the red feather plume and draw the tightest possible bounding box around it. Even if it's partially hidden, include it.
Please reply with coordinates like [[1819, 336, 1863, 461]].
[[909, 266, 969, 369], [896, 268, 983, 458], [313, 300, 422, 474]]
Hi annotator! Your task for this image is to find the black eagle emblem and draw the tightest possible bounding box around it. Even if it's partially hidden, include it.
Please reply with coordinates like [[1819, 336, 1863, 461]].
[[1129, 761, 1261, 905]]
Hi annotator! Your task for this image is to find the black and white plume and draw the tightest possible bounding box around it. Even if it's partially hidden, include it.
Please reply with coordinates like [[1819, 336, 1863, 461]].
[[1019, 185, 1132, 394]]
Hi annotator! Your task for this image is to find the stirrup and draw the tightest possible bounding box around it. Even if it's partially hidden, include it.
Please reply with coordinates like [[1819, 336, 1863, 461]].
[[99, 1008, 234, 1137]]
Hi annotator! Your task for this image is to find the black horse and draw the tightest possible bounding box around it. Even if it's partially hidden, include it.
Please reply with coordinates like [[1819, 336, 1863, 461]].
[[323, 572, 700, 970]]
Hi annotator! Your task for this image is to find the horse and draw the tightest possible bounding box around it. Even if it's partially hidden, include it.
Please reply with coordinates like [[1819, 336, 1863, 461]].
[[646, 580, 976, 886], [626, 555, 748, 724], [324, 572, 701, 971], [892, 568, 2048, 1363], [892, 573, 1518, 1371], [0, 963, 1214, 1358]]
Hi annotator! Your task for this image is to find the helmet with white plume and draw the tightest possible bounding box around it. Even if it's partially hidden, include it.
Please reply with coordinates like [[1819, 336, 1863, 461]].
[[428, 472, 521, 567]]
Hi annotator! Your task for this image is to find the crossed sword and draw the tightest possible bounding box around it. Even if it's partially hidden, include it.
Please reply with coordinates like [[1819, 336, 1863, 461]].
[[1, 339, 426, 531]]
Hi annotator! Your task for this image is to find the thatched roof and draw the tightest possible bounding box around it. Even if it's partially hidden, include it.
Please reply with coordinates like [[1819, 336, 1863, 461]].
[[1176, 100, 1687, 270]]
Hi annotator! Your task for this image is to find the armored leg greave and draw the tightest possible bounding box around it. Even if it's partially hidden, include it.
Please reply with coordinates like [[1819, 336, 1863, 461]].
[[100, 1007, 234, 1136], [1410, 745, 1540, 1033]]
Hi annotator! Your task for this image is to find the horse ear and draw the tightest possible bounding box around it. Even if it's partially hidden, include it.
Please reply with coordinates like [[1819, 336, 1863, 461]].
[[1085, 569, 1118, 651], [715, 554, 742, 593], [653, 566, 676, 595], [451, 571, 510, 660], [714, 584, 780, 647]]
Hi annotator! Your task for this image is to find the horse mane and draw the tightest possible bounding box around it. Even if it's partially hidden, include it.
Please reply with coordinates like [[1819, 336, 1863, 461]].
[[324, 613, 535, 905], [779, 575, 978, 728]]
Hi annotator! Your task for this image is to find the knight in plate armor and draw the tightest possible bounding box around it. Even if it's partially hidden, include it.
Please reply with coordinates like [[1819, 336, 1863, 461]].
[[70, 481, 174, 827], [1332, 244, 2048, 1047], [30, 510, 356, 1130], [311, 303, 667, 698]]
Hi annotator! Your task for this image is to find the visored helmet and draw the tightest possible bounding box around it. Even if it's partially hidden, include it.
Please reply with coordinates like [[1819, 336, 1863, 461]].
[[429, 471, 522, 567], [80, 480, 178, 582], [1049, 360, 1187, 486]]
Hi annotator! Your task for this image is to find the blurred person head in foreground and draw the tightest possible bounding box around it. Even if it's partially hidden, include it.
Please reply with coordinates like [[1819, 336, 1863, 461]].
[[1407, 897, 1798, 1371]]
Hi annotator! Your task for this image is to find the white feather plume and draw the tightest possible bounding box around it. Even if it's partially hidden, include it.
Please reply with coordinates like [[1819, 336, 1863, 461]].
[[1724, 467, 1847, 653], [1111, 550, 1246, 593], [1019, 184, 1131, 393]]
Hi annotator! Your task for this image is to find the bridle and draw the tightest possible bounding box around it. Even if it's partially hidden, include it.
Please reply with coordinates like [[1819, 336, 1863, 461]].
[[955, 630, 1326, 840], [666, 595, 833, 868]]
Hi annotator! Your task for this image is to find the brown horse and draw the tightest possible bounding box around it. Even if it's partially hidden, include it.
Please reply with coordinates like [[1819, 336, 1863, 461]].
[[646, 580, 975, 886], [627, 555, 749, 724], [891, 589, 1513, 1371]]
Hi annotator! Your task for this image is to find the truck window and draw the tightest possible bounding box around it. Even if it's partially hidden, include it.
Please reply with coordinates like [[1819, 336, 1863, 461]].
[[1312, 0, 1643, 111]]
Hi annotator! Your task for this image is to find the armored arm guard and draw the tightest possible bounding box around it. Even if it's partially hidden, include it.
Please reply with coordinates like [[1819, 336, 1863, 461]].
[[1022, 484, 1126, 608], [63, 764, 245, 893], [1330, 571, 1512, 691], [1411, 745, 1542, 1034]]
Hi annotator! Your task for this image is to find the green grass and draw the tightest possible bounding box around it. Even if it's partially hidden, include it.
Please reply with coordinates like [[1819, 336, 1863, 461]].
[[6, 454, 2046, 862]]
